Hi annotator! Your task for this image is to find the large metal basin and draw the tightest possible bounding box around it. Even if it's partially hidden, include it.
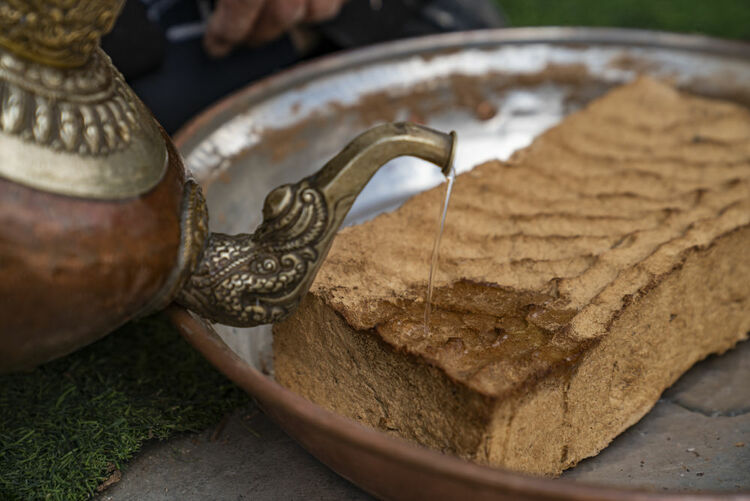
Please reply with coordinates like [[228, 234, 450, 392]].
[[171, 28, 750, 500]]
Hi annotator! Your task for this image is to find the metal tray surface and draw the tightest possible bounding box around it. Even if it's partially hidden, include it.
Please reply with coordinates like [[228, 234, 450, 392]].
[[173, 28, 750, 499]]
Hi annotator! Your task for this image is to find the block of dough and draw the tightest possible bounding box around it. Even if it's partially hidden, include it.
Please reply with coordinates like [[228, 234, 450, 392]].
[[273, 78, 750, 476]]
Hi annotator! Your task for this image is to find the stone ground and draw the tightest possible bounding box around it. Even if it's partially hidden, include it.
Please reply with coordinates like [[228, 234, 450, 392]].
[[103, 340, 749, 500]]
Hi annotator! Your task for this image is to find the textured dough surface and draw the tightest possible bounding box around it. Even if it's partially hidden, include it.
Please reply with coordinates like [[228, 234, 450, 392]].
[[273, 78, 750, 475]]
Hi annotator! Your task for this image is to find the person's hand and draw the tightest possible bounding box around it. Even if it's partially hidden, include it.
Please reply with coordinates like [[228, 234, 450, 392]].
[[204, 0, 346, 57]]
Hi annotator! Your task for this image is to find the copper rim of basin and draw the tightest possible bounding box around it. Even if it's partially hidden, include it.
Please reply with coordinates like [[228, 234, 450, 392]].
[[171, 28, 750, 500]]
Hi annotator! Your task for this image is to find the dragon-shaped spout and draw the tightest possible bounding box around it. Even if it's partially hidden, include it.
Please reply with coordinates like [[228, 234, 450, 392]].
[[176, 122, 456, 327]]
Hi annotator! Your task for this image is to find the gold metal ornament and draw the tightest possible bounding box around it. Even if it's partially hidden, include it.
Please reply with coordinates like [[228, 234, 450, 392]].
[[0, 0, 124, 68], [177, 122, 456, 327], [0, 18, 167, 199]]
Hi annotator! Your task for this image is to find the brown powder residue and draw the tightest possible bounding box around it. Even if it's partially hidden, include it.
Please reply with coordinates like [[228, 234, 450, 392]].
[[511, 63, 591, 88], [474, 100, 497, 120], [252, 117, 313, 163], [250, 63, 601, 164], [608, 53, 661, 74]]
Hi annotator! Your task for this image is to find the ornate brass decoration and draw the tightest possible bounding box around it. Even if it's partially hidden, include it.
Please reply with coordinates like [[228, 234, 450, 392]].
[[0, 0, 124, 68], [178, 122, 456, 327], [1, 46, 142, 155], [0, 43, 167, 199], [178, 181, 328, 326], [179, 179, 211, 282]]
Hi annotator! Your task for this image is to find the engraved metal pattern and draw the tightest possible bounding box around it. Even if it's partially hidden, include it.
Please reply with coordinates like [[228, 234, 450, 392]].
[[180, 179, 211, 279], [0, 44, 167, 198], [177, 181, 328, 326], [177, 122, 456, 328], [0, 45, 142, 155], [0, 0, 124, 68]]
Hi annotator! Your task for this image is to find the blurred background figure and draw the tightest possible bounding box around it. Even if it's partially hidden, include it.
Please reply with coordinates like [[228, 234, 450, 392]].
[[104, 0, 506, 133]]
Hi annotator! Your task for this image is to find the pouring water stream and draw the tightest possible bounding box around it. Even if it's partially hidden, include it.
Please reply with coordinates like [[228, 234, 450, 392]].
[[424, 164, 456, 336]]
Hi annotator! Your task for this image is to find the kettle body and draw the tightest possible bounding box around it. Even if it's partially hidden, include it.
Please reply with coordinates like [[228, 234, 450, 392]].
[[0, 137, 194, 370], [0, 0, 456, 372]]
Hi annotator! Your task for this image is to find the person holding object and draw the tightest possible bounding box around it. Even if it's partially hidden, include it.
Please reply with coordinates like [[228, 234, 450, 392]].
[[203, 0, 349, 57]]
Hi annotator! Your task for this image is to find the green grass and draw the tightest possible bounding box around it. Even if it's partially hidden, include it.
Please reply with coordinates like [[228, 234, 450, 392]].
[[0, 315, 250, 501], [498, 0, 750, 40]]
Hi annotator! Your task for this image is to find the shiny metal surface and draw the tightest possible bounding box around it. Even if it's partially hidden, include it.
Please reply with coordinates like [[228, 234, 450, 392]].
[[180, 28, 750, 232], [0, 42, 168, 199], [174, 28, 750, 497], [0, 0, 168, 199], [0, 0, 124, 68], [177, 123, 455, 327]]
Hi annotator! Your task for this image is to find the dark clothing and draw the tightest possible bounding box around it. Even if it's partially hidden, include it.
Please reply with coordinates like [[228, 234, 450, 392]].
[[103, 0, 504, 133]]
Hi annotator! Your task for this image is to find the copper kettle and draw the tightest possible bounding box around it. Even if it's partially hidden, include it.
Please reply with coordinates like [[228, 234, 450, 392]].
[[0, 0, 456, 371]]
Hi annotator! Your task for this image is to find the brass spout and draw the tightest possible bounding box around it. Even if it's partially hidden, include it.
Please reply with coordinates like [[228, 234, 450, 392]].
[[177, 122, 457, 327]]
